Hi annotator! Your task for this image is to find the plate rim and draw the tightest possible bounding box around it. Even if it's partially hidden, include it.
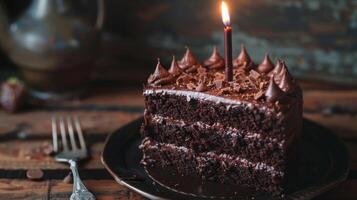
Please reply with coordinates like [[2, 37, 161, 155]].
[[101, 117, 350, 200], [101, 118, 169, 200]]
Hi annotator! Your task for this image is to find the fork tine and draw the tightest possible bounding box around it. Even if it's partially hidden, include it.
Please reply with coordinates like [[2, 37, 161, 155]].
[[67, 116, 78, 151], [74, 116, 87, 152], [59, 116, 69, 151], [51, 116, 59, 153]]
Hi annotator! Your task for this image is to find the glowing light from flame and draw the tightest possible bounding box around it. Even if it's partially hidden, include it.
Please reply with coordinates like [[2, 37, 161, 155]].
[[221, 1, 231, 27]]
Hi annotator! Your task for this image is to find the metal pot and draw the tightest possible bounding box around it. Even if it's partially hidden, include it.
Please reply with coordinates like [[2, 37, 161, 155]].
[[0, 0, 105, 100]]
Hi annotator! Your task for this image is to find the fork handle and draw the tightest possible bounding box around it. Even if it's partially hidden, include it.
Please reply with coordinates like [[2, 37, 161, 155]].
[[69, 160, 96, 200]]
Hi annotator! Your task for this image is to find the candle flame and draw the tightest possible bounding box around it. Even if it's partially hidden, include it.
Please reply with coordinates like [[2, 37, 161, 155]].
[[221, 1, 231, 27]]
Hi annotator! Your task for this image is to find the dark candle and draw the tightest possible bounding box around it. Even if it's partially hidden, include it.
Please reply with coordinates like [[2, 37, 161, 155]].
[[224, 26, 233, 81], [222, 1, 233, 82]]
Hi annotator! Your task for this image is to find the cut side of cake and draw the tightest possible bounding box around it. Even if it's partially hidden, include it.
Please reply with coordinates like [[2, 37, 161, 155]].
[[140, 46, 303, 195]]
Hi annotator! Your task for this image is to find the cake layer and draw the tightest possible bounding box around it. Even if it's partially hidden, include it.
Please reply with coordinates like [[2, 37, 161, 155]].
[[144, 89, 291, 139], [140, 137, 284, 195], [142, 114, 285, 168]]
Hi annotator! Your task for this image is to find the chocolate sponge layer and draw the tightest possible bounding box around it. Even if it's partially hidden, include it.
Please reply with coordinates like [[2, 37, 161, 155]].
[[142, 115, 285, 169], [140, 138, 284, 195], [144, 92, 286, 139]]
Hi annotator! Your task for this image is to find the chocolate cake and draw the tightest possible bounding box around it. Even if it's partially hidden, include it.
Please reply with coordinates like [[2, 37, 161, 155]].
[[140, 45, 303, 195]]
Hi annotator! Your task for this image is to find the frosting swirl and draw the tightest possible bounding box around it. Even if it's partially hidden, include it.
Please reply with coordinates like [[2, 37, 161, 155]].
[[269, 60, 283, 77], [148, 59, 173, 86], [257, 54, 274, 73], [179, 47, 199, 70], [203, 47, 225, 69], [168, 56, 182, 77], [233, 44, 254, 69], [265, 76, 286, 103], [279, 66, 295, 93], [145, 46, 300, 107]]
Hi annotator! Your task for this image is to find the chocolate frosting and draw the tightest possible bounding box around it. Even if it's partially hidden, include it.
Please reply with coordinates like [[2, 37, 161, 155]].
[[179, 47, 199, 70], [278, 62, 288, 78], [233, 44, 253, 69], [203, 47, 225, 69], [148, 59, 173, 86], [146, 46, 301, 110], [168, 56, 182, 77], [270, 60, 284, 77], [257, 54, 274, 73], [279, 66, 295, 93], [265, 76, 286, 103], [186, 65, 199, 73]]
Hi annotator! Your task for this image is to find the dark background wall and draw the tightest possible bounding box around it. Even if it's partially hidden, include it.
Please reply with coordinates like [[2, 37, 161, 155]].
[[1, 0, 357, 85]]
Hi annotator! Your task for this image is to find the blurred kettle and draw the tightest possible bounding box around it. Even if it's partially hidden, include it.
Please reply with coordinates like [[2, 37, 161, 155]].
[[0, 0, 104, 100]]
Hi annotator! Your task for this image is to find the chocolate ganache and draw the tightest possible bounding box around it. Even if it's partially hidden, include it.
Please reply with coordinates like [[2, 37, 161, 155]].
[[233, 44, 254, 69], [146, 46, 301, 110], [257, 54, 275, 74], [203, 47, 225, 69], [168, 56, 182, 77], [178, 47, 200, 73], [147, 59, 173, 86]]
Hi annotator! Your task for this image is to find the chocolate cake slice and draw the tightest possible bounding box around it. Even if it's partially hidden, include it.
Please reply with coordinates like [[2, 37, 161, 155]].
[[140, 45, 303, 196]]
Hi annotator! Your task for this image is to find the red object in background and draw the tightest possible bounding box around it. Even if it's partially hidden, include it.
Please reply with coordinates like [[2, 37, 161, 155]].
[[0, 78, 26, 113]]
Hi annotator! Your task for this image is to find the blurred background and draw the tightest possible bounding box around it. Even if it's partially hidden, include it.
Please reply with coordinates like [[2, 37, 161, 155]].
[[0, 0, 356, 97]]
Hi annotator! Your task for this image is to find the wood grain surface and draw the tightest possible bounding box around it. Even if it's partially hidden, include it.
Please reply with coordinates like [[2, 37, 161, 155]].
[[0, 82, 355, 199]]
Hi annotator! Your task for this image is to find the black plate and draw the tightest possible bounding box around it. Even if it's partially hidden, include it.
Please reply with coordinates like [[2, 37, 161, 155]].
[[101, 117, 349, 200]]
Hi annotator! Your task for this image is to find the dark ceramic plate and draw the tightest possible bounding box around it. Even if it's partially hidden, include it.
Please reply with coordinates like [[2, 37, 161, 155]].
[[101, 117, 349, 200]]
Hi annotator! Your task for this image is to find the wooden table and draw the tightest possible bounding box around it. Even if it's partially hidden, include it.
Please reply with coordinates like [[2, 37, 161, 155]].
[[0, 81, 356, 200]]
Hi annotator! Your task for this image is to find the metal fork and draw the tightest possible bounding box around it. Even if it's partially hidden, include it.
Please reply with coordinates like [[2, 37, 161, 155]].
[[52, 116, 95, 200]]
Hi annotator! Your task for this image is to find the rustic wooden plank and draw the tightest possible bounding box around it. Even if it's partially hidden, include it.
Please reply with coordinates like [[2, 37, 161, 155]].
[[51, 180, 146, 200], [304, 90, 357, 114], [0, 140, 104, 170], [29, 87, 144, 109], [0, 179, 145, 200], [300, 80, 357, 91], [0, 178, 354, 200], [79, 87, 144, 107], [0, 111, 142, 137]]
